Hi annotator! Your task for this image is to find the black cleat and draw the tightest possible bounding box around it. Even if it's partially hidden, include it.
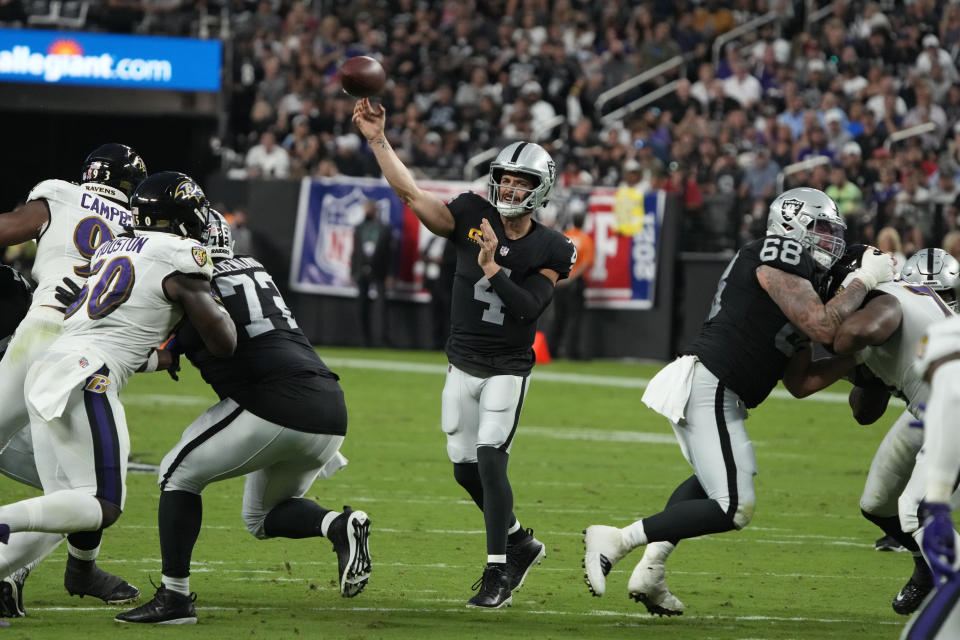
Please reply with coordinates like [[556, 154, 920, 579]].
[[0, 567, 28, 618], [115, 584, 196, 624], [466, 565, 512, 609], [327, 506, 371, 597], [505, 529, 546, 591], [892, 576, 933, 615], [875, 534, 907, 552], [65, 561, 140, 605]]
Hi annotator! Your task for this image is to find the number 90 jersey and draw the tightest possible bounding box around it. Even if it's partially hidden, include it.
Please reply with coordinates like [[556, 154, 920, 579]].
[[445, 192, 575, 377], [27, 179, 133, 309], [682, 235, 819, 408], [60, 230, 212, 385]]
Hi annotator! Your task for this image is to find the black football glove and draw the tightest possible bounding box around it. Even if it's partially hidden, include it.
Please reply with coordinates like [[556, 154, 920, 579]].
[[167, 351, 181, 382], [54, 277, 83, 308]]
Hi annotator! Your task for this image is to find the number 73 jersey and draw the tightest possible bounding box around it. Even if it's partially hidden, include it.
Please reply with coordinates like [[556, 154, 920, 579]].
[[682, 234, 819, 408]]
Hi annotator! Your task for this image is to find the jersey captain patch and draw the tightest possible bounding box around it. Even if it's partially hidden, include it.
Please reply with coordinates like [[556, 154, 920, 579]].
[[468, 227, 482, 244], [192, 246, 209, 268]]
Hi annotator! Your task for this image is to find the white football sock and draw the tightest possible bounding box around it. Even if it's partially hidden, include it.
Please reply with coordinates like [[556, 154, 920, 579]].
[[67, 542, 99, 561], [0, 532, 65, 576], [640, 541, 676, 565], [162, 574, 190, 597], [488, 554, 507, 564], [507, 520, 521, 535], [320, 511, 338, 538], [621, 520, 648, 550], [0, 490, 102, 533]]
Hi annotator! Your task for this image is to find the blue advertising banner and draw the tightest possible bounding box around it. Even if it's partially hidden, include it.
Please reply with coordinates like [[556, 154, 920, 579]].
[[0, 28, 221, 91]]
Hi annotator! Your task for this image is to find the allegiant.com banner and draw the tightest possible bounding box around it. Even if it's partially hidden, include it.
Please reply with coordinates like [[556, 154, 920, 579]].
[[0, 29, 221, 91]]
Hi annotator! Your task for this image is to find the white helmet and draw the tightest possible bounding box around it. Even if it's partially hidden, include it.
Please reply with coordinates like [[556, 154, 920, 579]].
[[205, 209, 235, 260], [767, 187, 846, 270], [487, 141, 556, 218], [900, 248, 960, 312]]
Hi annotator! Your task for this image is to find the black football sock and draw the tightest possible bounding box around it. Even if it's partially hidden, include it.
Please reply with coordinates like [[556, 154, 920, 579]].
[[453, 462, 485, 509], [861, 510, 920, 552], [159, 490, 203, 579], [65, 529, 104, 568], [660, 475, 709, 546], [643, 499, 736, 542], [477, 446, 513, 556], [912, 552, 933, 586], [263, 498, 331, 538]]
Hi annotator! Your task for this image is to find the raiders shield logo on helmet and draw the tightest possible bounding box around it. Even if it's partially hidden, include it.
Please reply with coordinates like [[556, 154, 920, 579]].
[[780, 198, 804, 221], [192, 246, 209, 267]]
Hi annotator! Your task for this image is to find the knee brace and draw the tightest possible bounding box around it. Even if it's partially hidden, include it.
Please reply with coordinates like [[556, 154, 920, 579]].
[[96, 498, 122, 529]]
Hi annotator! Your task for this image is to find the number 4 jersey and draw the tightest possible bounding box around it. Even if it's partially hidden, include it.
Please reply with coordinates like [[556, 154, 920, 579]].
[[682, 235, 819, 408], [445, 193, 575, 377]]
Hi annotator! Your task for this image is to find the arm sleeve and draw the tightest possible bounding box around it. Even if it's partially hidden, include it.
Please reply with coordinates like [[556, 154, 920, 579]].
[[487, 270, 555, 324]]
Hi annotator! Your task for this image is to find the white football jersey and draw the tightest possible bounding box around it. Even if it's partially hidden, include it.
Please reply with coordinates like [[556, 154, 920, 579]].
[[56, 230, 213, 385], [860, 280, 955, 415], [917, 314, 960, 375], [27, 179, 133, 309]]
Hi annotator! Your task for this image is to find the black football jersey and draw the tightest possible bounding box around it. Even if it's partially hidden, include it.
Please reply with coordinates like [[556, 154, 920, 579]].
[[177, 255, 343, 435], [445, 192, 575, 377], [682, 235, 819, 408], [0, 265, 31, 357]]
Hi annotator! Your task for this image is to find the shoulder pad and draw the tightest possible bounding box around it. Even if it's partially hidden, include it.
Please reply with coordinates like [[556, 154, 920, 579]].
[[170, 239, 214, 281], [27, 179, 76, 205]]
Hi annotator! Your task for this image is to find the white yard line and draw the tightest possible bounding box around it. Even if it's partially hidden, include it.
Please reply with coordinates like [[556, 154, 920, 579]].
[[26, 603, 902, 626]]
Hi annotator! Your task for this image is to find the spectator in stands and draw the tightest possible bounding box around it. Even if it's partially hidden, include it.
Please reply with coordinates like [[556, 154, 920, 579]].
[[741, 148, 780, 210], [839, 142, 875, 201], [915, 34, 958, 82], [245, 131, 290, 179], [827, 164, 865, 240], [723, 60, 763, 111], [903, 79, 948, 149], [639, 20, 681, 74], [519, 81, 557, 142], [333, 133, 374, 178], [876, 226, 906, 271], [854, 109, 885, 159], [943, 229, 960, 261], [824, 108, 853, 155], [930, 165, 960, 247], [778, 85, 807, 140], [690, 63, 716, 110], [893, 168, 932, 251], [866, 76, 907, 124], [283, 114, 321, 179], [797, 125, 834, 163]]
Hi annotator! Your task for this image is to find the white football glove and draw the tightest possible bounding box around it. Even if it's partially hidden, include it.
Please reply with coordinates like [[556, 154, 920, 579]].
[[849, 247, 896, 291]]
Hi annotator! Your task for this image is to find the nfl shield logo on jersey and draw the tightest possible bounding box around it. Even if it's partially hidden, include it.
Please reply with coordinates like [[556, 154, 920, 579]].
[[499, 246, 510, 256], [191, 246, 209, 267]]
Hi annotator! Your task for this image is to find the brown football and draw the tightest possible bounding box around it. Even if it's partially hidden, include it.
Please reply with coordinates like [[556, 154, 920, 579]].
[[340, 56, 386, 98]]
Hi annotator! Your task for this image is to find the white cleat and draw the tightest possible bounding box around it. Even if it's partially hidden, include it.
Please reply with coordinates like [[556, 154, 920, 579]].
[[627, 559, 684, 616], [582, 525, 629, 597]]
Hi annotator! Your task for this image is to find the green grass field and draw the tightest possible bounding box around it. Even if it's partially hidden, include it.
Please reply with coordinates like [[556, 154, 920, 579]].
[[0, 347, 918, 639]]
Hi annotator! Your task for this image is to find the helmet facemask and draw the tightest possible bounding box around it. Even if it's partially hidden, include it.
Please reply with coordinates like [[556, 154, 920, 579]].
[[767, 188, 846, 271], [486, 141, 556, 219]]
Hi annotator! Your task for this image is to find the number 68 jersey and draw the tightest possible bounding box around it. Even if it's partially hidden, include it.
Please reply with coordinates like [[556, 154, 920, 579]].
[[682, 234, 819, 408]]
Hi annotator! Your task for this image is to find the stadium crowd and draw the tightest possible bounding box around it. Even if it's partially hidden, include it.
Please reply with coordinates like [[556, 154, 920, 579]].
[[3, 0, 960, 258]]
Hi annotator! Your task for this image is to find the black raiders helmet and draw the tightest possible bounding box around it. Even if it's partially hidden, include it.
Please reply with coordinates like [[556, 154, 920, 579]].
[[81, 143, 147, 200], [130, 171, 211, 242]]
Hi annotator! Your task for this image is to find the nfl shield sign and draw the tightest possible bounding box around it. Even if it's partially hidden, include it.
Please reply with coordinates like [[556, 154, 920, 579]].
[[290, 177, 476, 300]]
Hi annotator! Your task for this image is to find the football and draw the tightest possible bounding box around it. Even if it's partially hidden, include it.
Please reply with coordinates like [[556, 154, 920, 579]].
[[340, 56, 386, 98]]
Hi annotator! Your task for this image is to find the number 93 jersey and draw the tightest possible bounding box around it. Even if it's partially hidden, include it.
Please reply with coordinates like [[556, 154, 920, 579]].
[[682, 235, 819, 408], [444, 192, 575, 377], [59, 230, 212, 385], [26, 179, 133, 309]]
